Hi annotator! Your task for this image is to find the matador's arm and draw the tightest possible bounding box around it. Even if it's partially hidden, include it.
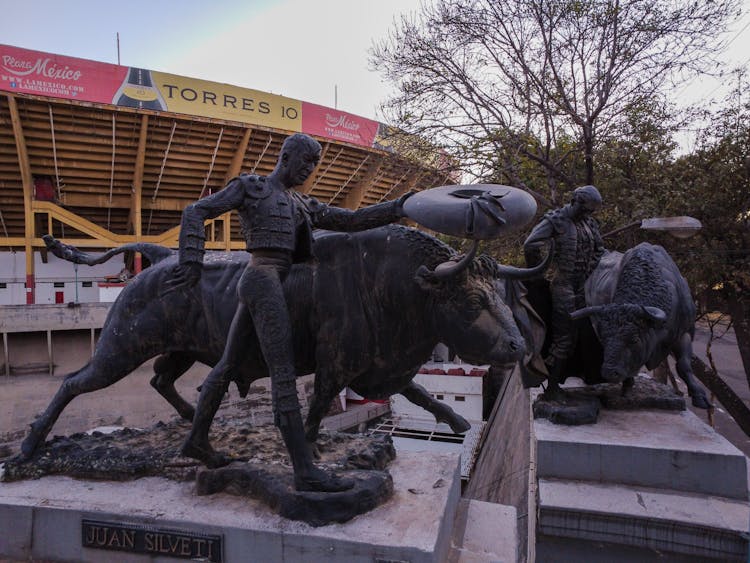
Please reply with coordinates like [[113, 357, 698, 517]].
[[523, 217, 555, 267], [177, 177, 246, 265], [297, 192, 412, 232], [164, 177, 246, 293]]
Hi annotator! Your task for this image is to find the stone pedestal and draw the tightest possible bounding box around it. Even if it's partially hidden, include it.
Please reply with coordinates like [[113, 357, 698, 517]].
[[0, 451, 461, 563], [532, 387, 750, 561]]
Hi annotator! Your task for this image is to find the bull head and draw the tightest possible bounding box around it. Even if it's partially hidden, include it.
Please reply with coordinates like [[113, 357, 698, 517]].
[[416, 239, 480, 282], [415, 239, 554, 285]]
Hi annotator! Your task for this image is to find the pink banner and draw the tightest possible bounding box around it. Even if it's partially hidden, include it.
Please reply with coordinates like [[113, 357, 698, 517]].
[[301, 102, 380, 148], [0, 45, 126, 103]]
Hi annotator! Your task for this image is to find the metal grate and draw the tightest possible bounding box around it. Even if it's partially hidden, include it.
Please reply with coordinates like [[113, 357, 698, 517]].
[[371, 417, 486, 480]]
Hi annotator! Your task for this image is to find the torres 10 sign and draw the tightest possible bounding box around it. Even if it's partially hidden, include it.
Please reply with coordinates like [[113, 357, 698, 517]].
[[0, 44, 384, 149]]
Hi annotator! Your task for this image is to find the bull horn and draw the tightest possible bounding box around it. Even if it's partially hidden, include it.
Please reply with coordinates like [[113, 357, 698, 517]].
[[641, 306, 667, 323], [570, 305, 606, 320], [424, 239, 480, 279], [494, 239, 555, 280]]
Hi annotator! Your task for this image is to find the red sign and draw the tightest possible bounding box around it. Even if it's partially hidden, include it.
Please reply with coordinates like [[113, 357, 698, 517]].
[[0, 45, 127, 103], [301, 102, 380, 148]]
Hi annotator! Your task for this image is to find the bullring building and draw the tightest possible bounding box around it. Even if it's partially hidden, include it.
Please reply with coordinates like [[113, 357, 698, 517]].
[[0, 44, 450, 306]]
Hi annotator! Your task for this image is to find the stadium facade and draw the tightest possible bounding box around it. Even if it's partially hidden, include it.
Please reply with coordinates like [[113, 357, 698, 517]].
[[0, 44, 452, 305]]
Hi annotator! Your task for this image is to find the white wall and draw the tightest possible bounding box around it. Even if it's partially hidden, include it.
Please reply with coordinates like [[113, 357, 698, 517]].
[[0, 283, 26, 305], [0, 251, 125, 305], [98, 284, 125, 302], [391, 372, 484, 424]]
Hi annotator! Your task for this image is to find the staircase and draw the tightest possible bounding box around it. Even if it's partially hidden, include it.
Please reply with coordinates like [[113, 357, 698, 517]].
[[533, 400, 749, 561]]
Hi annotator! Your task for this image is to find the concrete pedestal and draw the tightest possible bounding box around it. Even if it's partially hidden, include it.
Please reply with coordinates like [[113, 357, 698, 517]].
[[0, 451, 461, 563], [532, 388, 750, 561]]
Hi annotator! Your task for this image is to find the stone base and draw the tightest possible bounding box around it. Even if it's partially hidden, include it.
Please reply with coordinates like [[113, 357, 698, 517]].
[[533, 375, 685, 425], [533, 399, 750, 561], [532, 393, 600, 425], [0, 450, 461, 562], [196, 463, 393, 527], [2, 411, 398, 526]]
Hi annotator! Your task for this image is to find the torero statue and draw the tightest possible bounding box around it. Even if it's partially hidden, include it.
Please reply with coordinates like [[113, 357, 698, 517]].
[[523, 185, 606, 400], [166, 133, 411, 492]]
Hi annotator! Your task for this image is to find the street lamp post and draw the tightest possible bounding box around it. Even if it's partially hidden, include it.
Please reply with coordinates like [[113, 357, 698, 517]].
[[603, 216, 702, 240]]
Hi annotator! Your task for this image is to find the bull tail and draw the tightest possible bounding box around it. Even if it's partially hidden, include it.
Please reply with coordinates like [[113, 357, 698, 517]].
[[42, 234, 174, 267]]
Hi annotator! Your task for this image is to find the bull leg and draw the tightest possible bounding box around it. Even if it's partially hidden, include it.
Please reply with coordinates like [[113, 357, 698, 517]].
[[621, 376, 634, 397], [150, 352, 197, 421], [400, 382, 471, 433], [20, 352, 150, 459], [304, 370, 345, 447], [673, 333, 711, 409], [181, 304, 249, 468]]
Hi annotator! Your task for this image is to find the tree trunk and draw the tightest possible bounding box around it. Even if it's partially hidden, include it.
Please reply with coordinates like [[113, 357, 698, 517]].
[[690, 355, 750, 438], [583, 124, 594, 185], [726, 288, 750, 389]]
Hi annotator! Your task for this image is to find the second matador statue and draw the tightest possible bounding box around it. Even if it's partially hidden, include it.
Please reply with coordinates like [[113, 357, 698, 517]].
[[523, 185, 606, 400], [166, 133, 411, 492]]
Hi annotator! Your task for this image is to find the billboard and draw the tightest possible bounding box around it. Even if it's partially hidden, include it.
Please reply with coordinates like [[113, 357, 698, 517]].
[[0, 44, 391, 150]]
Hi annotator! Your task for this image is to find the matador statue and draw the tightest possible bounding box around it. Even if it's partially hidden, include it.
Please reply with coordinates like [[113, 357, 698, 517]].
[[167, 133, 411, 491], [523, 185, 606, 399]]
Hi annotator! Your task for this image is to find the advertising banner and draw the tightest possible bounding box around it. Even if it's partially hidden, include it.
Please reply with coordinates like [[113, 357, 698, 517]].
[[150, 71, 301, 132], [0, 44, 391, 150], [0, 44, 127, 103], [301, 102, 379, 148]]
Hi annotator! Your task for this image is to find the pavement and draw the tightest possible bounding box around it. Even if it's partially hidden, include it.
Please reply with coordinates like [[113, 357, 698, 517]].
[[0, 360, 320, 461], [691, 320, 750, 457], [0, 361, 208, 456]]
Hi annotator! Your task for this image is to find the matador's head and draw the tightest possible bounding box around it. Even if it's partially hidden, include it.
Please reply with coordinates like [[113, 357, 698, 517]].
[[276, 133, 322, 189], [570, 185, 602, 218]]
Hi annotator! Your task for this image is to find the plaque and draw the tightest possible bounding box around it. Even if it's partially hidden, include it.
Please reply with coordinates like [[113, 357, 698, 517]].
[[82, 519, 222, 562]]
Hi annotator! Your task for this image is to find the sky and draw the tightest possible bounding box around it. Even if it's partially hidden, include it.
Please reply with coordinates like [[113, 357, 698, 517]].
[[0, 0, 749, 127], [0, 0, 422, 121]]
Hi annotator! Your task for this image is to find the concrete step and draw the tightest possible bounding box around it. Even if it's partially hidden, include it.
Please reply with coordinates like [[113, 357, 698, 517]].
[[537, 478, 750, 561], [449, 499, 518, 563], [534, 408, 748, 500]]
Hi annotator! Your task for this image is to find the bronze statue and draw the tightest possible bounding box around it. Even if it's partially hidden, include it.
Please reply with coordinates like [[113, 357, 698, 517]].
[[22, 225, 547, 466], [166, 133, 411, 492], [523, 185, 606, 400]]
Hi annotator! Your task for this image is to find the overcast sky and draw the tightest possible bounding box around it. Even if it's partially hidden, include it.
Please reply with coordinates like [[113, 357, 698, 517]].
[[0, 0, 748, 125]]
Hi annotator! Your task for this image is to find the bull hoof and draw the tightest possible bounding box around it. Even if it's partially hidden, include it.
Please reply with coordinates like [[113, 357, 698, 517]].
[[308, 443, 322, 460], [20, 428, 44, 461], [18, 442, 36, 462], [691, 393, 712, 410], [295, 468, 355, 492], [180, 441, 234, 469], [446, 414, 471, 434]]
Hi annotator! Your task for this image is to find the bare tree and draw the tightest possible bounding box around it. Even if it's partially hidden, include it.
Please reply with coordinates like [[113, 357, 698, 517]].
[[372, 0, 740, 203]]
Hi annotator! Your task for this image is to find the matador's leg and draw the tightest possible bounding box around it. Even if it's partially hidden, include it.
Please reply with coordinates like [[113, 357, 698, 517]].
[[241, 257, 353, 492], [544, 282, 576, 400]]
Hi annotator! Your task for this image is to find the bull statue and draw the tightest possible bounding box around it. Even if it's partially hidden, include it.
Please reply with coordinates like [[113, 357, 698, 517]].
[[571, 243, 710, 408], [21, 225, 549, 459]]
